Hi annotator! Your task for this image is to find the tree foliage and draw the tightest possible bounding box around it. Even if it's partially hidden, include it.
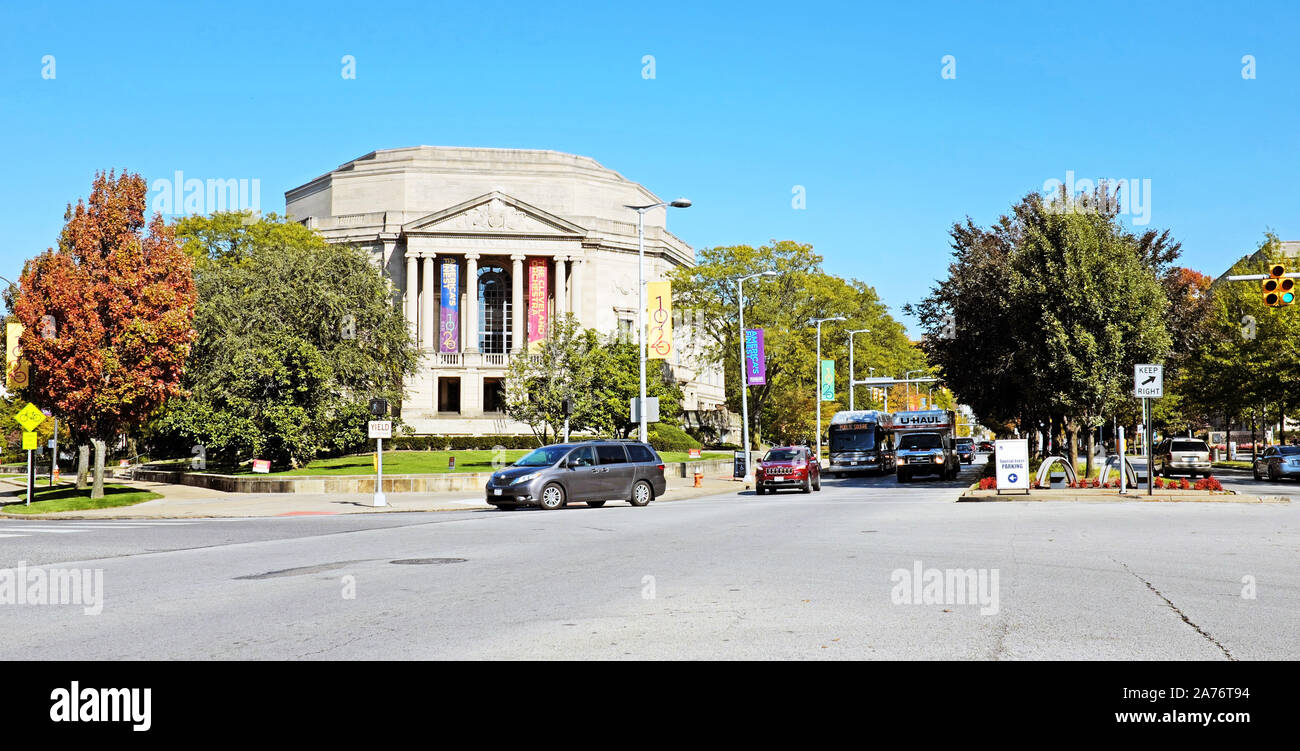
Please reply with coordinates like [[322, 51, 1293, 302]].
[[670, 240, 925, 447], [12, 171, 197, 496], [151, 212, 418, 467]]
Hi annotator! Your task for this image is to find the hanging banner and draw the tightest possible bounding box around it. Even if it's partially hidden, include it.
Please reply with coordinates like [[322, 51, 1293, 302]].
[[527, 257, 548, 352], [6, 322, 28, 389], [439, 259, 459, 353], [820, 359, 835, 401], [744, 328, 766, 386], [646, 281, 672, 360]]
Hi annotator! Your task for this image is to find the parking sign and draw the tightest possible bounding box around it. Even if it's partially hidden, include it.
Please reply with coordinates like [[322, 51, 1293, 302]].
[[1133, 364, 1163, 398]]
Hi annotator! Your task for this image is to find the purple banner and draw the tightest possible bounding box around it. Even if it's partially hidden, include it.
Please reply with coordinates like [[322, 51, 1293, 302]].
[[744, 328, 765, 386], [439, 259, 459, 353]]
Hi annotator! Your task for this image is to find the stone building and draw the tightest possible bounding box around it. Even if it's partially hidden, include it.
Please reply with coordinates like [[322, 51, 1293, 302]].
[[285, 146, 728, 436]]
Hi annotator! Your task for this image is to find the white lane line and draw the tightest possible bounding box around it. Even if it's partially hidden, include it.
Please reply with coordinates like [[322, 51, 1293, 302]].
[[0, 527, 84, 534], [0, 533, 29, 538]]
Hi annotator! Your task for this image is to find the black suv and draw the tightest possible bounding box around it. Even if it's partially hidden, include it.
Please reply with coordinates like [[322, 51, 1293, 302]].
[[486, 440, 667, 510]]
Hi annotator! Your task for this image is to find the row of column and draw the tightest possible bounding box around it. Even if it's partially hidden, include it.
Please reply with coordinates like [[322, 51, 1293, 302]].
[[403, 250, 584, 354]]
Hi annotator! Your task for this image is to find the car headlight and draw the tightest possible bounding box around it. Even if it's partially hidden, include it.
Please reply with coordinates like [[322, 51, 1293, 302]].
[[933, 453, 945, 462], [511, 472, 539, 485], [896, 458, 905, 465]]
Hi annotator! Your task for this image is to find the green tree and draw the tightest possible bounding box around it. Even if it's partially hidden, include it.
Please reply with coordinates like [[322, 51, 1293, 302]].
[[503, 315, 600, 444], [151, 212, 418, 467], [586, 334, 683, 438], [912, 191, 1173, 475], [670, 240, 924, 448]]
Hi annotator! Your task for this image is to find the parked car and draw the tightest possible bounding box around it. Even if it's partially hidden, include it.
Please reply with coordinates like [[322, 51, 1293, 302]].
[[755, 446, 821, 494], [954, 438, 975, 464], [1253, 445, 1300, 482], [485, 440, 666, 510], [977, 441, 995, 453], [1153, 438, 1212, 478]]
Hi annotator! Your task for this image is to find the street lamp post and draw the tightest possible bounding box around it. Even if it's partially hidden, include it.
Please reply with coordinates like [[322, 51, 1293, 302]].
[[847, 329, 870, 411], [811, 316, 846, 460], [904, 369, 925, 409], [734, 270, 778, 483], [626, 198, 692, 443]]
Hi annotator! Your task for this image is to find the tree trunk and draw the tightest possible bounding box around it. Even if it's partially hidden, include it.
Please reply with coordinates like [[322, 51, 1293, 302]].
[[91, 438, 106, 500], [1066, 424, 1079, 473], [1251, 416, 1257, 463], [77, 444, 90, 490]]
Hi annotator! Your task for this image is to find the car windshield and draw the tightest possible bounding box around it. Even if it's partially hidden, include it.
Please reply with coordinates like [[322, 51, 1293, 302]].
[[515, 445, 571, 467], [764, 449, 802, 462], [1171, 441, 1208, 452], [956, 440, 973, 448], [830, 429, 875, 451], [898, 434, 942, 450]]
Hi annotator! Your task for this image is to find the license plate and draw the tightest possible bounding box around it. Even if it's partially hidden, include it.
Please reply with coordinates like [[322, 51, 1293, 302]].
[[773, 477, 787, 482], [493, 489, 502, 496]]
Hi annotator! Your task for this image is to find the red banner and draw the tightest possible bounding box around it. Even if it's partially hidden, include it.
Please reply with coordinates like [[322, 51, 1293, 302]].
[[527, 258, 547, 351]]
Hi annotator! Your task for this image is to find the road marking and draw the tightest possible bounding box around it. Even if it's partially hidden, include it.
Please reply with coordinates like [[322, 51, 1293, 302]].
[[0, 533, 28, 538], [0, 527, 83, 534]]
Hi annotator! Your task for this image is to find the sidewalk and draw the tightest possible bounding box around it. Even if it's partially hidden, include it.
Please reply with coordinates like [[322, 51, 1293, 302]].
[[0, 473, 746, 520]]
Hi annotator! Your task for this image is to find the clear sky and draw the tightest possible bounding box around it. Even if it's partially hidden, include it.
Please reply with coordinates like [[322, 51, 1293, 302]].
[[2, 0, 1297, 333]]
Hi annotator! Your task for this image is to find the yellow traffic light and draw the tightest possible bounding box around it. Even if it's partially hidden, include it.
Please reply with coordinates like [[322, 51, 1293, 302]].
[[1263, 264, 1294, 307]]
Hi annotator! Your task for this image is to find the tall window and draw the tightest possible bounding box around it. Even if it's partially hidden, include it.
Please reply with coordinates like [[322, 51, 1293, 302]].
[[479, 266, 512, 353]]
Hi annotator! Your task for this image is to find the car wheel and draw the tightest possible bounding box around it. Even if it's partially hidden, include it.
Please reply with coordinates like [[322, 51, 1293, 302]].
[[755, 484, 765, 495], [898, 470, 909, 483], [1270, 465, 1280, 482], [538, 483, 566, 510], [587, 500, 606, 508], [1253, 465, 1262, 481], [1190, 472, 1197, 480], [801, 476, 812, 493], [813, 475, 822, 491], [629, 480, 653, 507]]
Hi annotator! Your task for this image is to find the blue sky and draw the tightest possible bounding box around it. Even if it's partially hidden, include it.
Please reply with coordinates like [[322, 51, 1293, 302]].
[[2, 0, 1298, 333]]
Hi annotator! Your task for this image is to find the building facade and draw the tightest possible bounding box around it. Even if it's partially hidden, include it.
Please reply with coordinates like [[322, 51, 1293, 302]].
[[285, 146, 727, 435]]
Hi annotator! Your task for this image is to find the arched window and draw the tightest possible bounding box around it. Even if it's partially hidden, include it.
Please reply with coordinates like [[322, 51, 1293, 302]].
[[479, 266, 511, 353]]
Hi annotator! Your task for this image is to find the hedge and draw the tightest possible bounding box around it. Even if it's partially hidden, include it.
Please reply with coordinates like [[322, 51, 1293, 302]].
[[389, 435, 542, 451], [647, 423, 702, 453]]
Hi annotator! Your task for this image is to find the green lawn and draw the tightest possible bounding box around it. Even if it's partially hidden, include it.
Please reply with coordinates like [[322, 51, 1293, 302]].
[[1, 482, 163, 514], [1213, 460, 1252, 469], [217, 449, 729, 476]]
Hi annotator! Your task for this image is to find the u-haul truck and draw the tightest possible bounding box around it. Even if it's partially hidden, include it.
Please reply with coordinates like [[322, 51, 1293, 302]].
[[891, 409, 959, 482]]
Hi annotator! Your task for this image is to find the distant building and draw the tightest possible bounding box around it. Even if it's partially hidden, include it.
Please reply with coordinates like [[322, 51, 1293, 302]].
[[285, 146, 726, 436]]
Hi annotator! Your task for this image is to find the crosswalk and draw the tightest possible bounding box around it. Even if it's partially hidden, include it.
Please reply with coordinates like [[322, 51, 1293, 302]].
[[0, 520, 211, 539]]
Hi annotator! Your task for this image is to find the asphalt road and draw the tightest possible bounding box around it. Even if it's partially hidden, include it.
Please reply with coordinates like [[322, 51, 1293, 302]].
[[2, 456, 1297, 660]]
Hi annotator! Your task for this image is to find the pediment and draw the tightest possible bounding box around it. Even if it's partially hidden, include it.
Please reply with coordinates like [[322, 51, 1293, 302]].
[[403, 192, 586, 237]]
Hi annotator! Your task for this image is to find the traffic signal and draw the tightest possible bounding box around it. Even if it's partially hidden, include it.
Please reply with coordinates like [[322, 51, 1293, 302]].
[[1263, 264, 1294, 307]]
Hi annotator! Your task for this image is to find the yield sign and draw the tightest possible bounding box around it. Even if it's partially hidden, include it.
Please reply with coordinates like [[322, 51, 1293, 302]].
[[14, 403, 46, 432]]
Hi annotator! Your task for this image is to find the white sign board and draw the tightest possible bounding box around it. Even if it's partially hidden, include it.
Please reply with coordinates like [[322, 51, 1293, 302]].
[[368, 420, 392, 439], [1133, 363, 1163, 398], [994, 439, 1030, 493], [630, 397, 660, 423]]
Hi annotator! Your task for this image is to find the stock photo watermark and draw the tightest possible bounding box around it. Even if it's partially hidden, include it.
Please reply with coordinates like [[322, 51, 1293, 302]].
[[50, 682, 151, 732], [890, 561, 999, 616], [0, 562, 104, 615], [1042, 171, 1151, 226], [149, 171, 261, 217]]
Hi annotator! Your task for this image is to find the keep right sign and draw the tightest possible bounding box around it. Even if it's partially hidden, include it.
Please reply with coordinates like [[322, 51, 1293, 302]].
[[1133, 363, 1163, 398]]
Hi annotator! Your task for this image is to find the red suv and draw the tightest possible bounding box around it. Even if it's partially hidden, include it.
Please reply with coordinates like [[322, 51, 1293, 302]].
[[755, 446, 822, 495]]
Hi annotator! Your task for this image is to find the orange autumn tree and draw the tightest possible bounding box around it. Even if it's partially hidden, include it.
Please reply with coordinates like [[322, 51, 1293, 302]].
[[14, 171, 196, 498]]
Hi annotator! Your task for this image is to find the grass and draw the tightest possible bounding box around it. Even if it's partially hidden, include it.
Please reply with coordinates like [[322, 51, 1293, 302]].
[[192, 449, 729, 476], [1213, 460, 1252, 469], [1, 482, 163, 514]]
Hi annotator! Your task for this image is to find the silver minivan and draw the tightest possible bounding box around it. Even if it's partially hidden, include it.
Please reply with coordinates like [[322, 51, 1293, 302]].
[[486, 440, 667, 510]]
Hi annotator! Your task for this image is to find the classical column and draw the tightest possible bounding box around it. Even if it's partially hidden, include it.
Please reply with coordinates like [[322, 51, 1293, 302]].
[[405, 249, 419, 338], [569, 255, 584, 325], [554, 256, 567, 317], [465, 253, 480, 353], [511, 254, 525, 353], [421, 252, 436, 351]]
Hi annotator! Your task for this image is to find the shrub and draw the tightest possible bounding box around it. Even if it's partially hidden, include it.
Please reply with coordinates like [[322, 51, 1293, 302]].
[[978, 477, 996, 490], [647, 422, 702, 453], [388, 435, 541, 451]]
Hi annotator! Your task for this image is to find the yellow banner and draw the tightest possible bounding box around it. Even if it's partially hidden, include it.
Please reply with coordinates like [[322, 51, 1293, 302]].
[[646, 281, 672, 361], [6, 321, 28, 390]]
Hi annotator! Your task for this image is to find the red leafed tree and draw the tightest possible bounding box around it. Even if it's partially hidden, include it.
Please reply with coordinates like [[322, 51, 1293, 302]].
[[13, 171, 196, 498]]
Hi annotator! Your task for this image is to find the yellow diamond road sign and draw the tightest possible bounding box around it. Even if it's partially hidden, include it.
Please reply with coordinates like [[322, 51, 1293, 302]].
[[14, 403, 45, 432]]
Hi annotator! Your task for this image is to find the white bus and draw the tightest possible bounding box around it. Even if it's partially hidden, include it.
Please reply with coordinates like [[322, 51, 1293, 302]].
[[827, 410, 895, 477]]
